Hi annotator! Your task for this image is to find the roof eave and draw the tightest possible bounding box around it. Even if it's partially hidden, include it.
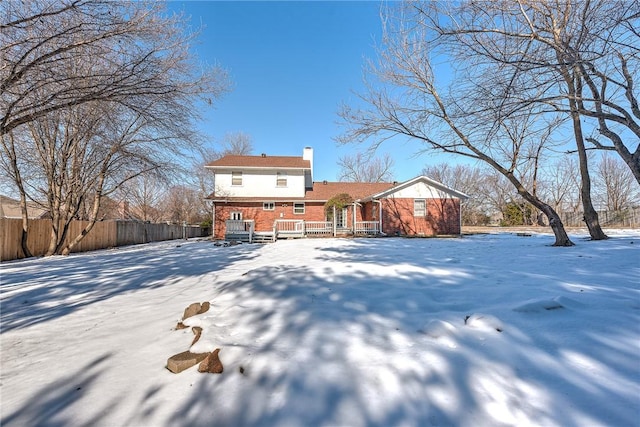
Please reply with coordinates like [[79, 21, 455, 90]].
[[367, 175, 470, 200], [205, 165, 311, 170]]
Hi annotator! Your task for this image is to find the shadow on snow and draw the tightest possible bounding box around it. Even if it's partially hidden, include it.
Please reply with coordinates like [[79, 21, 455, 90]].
[[2, 235, 639, 426]]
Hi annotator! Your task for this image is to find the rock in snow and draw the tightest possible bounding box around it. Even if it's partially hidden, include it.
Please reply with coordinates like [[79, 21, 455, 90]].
[[464, 313, 504, 332], [166, 351, 209, 374], [198, 348, 224, 374]]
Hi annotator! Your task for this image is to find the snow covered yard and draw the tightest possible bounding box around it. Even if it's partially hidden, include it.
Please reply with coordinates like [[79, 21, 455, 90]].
[[1, 231, 639, 427]]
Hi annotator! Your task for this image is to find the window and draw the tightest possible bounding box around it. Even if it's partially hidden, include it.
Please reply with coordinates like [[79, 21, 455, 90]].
[[231, 171, 242, 186], [263, 202, 275, 211], [293, 202, 305, 214], [414, 199, 426, 217], [276, 172, 287, 187], [335, 208, 347, 228], [230, 211, 242, 221]]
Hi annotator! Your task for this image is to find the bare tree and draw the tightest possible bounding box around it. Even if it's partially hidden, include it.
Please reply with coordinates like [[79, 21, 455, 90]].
[[593, 153, 640, 211], [159, 185, 207, 225], [0, 0, 230, 256], [1, 1, 229, 136], [539, 155, 582, 213], [337, 152, 394, 182], [221, 132, 254, 156], [338, 3, 575, 245], [117, 174, 167, 222], [413, 0, 616, 239], [422, 163, 491, 225]]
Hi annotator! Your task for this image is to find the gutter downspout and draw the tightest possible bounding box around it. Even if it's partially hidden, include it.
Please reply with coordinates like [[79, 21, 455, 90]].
[[211, 202, 216, 240], [458, 198, 463, 236], [353, 202, 357, 234]]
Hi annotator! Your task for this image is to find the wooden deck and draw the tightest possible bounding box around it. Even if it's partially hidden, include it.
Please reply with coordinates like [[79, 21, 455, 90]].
[[223, 220, 380, 242]]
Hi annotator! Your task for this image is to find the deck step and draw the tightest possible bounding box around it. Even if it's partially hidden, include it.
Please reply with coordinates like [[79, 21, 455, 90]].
[[252, 232, 275, 243]]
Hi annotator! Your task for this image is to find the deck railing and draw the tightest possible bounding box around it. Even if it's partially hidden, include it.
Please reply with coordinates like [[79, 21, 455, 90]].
[[225, 220, 255, 233], [274, 219, 305, 238], [225, 220, 255, 242], [305, 221, 333, 235], [225, 219, 380, 242], [355, 221, 379, 235]]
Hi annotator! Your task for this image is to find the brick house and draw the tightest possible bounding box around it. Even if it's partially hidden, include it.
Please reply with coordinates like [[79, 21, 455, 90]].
[[205, 147, 468, 241]]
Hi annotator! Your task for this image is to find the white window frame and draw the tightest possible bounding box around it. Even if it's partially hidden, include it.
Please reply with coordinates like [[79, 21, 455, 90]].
[[231, 171, 242, 186], [263, 202, 275, 211], [414, 199, 426, 217], [276, 172, 287, 187], [293, 202, 305, 215], [230, 211, 243, 221]]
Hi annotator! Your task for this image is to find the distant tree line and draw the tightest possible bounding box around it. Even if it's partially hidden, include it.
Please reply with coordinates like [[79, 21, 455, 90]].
[[422, 155, 639, 227]]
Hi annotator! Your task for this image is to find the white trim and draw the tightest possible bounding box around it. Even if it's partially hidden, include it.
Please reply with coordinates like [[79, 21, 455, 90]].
[[414, 199, 426, 217], [206, 165, 311, 171], [293, 202, 305, 214]]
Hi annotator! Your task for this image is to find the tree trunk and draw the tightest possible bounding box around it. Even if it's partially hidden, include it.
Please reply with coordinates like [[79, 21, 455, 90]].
[[539, 204, 574, 247], [61, 187, 104, 255], [18, 195, 32, 258], [504, 174, 574, 246], [562, 67, 608, 240], [570, 74, 608, 240], [45, 217, 60, 256]]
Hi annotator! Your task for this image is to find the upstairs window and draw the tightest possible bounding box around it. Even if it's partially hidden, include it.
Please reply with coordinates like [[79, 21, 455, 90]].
[[276, 172, 287, 187], [231, 171, 242, 186], [414, 199, 426, 217], [263, 202, 275, 211]]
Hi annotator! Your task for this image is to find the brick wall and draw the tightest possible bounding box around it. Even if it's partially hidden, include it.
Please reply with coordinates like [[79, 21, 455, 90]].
[[380, 198, 461, 236]]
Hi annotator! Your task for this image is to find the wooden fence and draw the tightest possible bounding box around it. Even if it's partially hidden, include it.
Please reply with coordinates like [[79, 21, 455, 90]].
[[558, 208, 640, 228], [1, 219, 210, 261]]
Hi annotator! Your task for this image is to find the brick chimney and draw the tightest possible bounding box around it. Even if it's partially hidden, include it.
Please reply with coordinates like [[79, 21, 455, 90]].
[[303, 146, 313, 189]]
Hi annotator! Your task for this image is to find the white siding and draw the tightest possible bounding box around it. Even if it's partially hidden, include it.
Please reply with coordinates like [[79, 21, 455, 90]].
[[383, 181, 457, 199], [214, 168, 307, 198]]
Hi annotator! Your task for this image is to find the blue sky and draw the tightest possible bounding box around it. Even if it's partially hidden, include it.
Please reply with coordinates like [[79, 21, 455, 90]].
[[168, 1, 440, 182]]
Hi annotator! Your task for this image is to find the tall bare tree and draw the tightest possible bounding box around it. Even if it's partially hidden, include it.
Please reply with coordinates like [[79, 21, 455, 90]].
[[337, 152, 395, 182], [1, 0, 230, 256], [338, 3, 575, 245], [593, 153, 640, 211], [221, 132, 254, 156], [412, 0, 619, 239]]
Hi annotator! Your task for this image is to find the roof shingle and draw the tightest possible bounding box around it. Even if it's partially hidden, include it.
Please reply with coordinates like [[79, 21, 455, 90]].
[[305, 181, 395, 201], [206, 155, 310, 169]]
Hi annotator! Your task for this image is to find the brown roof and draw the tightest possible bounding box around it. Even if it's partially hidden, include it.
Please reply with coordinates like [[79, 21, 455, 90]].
[[305, 181, 395, 201], [206, 155, 310, 169]]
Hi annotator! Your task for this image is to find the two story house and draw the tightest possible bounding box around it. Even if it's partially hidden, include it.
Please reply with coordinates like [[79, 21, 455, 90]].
[[205, 147, 468, 241]]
